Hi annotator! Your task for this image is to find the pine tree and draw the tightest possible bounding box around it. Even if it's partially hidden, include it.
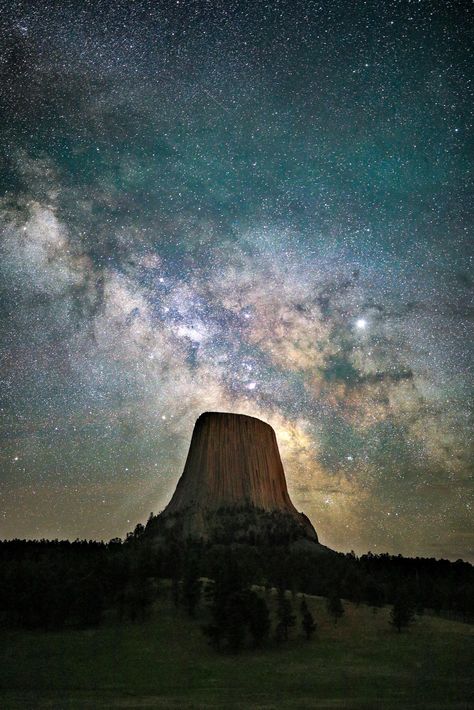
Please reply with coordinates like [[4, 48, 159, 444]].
[[117, 578, 153, 623], [202, 555, 246, 652], [300, 597, 316, 640], [275, 587, 296, 642], [247, 591, 271, 647], [364, 578, 385, 614], [390, 588, 415, 632], [182, 557, 202, 617], [167, 542, 182, 608], [327, 592, 344, 625], [224, 590, 248, 652]]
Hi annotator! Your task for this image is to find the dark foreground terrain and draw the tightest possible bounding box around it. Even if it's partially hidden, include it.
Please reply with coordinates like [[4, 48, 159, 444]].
[[1, 590, 472, 710]]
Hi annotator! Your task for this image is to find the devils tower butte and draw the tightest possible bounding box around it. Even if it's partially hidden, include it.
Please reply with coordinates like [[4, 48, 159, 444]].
[[159, 412, 318, 542]]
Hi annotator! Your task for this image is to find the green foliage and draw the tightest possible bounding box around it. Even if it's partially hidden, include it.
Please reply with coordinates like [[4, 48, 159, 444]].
[[327, 593, 344, 625], [117, 578, 154, 623], [247, 592, 271, 647], [204, 505, 313, 546], [0, 537, 472, 636], [203, 556, 271, 652], [182, 556, 202, 617], [364, 578, 385, 613], [275, 588, 296, 642], [300, 597, 316, 640], [222, 591, 249, 652], [390, 588, 416, 632]]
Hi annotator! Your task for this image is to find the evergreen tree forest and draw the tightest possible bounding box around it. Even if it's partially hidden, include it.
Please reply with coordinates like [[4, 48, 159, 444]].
[[0, 507, 472, 652]]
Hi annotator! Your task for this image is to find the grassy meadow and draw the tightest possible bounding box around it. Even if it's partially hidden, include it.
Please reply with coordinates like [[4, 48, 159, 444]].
[[0, 590, 472, 709]]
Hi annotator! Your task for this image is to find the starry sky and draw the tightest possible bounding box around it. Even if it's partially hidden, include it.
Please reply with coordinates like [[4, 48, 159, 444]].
[[0, 0, 472, 561]]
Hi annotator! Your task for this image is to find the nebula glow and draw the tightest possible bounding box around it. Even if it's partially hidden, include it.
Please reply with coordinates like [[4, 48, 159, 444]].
[[0, 1, 472, 560]]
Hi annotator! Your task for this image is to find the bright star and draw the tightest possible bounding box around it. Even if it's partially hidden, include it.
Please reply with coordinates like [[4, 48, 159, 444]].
[[355, 318, 367, 330]]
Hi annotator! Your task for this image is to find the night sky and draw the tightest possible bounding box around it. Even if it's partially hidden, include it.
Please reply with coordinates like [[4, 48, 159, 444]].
[[0, 0, 472, 561]]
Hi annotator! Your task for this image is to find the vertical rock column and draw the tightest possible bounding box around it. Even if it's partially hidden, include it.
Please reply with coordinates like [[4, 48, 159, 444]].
[[162, 411, 317, 540]]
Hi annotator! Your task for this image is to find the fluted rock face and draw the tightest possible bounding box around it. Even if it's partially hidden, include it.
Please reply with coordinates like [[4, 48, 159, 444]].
[[160, 412, 318, 541]]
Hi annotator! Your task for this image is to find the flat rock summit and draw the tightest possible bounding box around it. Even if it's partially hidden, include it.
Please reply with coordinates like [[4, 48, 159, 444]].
[[152, 412, 319, 544]]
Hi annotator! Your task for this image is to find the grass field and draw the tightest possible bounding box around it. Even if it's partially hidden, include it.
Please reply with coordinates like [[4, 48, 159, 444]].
[[1, 591, 472, 709]]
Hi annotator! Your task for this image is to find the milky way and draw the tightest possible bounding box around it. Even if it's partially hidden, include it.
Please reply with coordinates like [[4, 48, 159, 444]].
[[0, 1, 472, 560]]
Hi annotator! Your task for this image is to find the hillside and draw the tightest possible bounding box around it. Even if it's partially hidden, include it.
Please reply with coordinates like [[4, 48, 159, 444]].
[[1, 591, 472, 709]]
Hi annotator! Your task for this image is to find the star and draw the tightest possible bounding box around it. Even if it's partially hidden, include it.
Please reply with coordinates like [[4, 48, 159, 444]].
[[0, 0, 470, 562]]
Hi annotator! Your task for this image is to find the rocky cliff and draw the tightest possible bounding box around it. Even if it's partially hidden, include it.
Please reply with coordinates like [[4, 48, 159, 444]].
[[155, 412, 318, 543]]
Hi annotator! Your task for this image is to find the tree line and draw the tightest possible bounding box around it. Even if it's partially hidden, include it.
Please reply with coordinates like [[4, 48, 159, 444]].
[[0, 522, 472, 640]]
